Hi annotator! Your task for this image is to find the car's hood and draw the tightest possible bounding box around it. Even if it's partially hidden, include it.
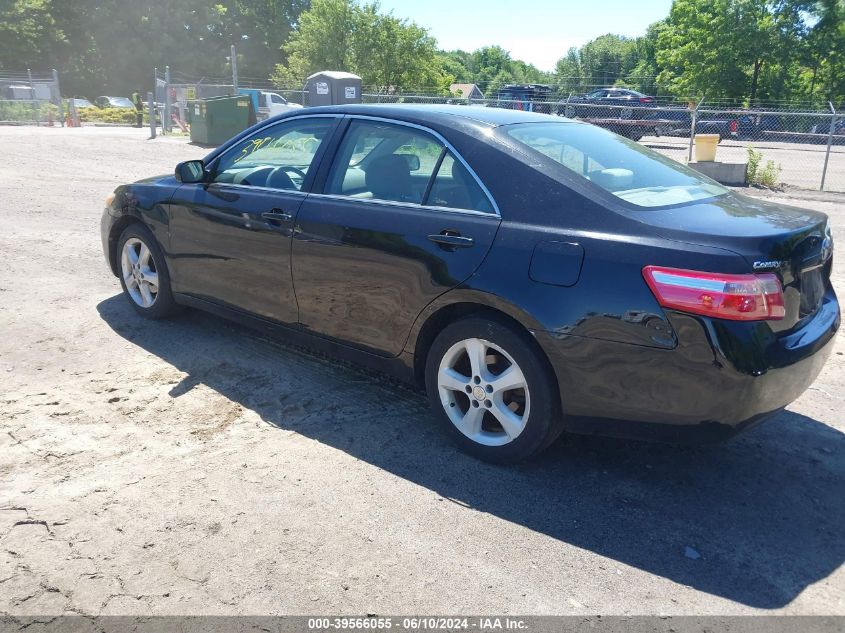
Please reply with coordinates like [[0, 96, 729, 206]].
[[133, 173, 179, 187]]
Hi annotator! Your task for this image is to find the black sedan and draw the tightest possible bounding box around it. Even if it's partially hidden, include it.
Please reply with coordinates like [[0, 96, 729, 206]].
[[101, 104, 839, 462], [560, 87, 656, 119]]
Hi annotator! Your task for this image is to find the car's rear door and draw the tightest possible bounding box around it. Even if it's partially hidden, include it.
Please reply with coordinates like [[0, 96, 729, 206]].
[[291, 116, 501, 357], [167, 115, 340, 323]]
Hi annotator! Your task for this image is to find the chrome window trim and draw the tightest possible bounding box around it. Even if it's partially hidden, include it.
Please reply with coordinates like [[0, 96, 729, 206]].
[[334, 114, 501, 217], [304, 191, 499, 218], [205, 113, 502, 219], [207, 182, 310, 197], [204, 184, 496, 218]]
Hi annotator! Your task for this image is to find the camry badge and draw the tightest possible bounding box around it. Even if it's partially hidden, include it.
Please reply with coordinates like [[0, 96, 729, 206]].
[[753, 260, 784, 270]]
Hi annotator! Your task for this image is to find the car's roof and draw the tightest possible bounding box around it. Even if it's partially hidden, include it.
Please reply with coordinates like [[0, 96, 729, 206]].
[[294, 103, 565, 128]]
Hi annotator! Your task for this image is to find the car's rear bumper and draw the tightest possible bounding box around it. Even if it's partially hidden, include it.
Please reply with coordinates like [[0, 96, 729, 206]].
[[537, 286, 840, 442]]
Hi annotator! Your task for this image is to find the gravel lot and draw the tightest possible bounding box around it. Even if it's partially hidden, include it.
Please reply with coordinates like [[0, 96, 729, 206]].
[[1, 126, 843, 616]]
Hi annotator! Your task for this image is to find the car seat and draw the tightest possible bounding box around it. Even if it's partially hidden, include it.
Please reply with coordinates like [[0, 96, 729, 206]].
[[365, 154, 414, 202]]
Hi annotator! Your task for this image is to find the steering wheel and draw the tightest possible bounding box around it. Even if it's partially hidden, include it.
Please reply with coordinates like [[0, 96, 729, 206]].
[[266, 166, 307, 190], [282, 166, 307, 180]]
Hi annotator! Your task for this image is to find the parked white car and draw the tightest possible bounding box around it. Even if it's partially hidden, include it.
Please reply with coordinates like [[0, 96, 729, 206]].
[[240, 90, 303, 119]]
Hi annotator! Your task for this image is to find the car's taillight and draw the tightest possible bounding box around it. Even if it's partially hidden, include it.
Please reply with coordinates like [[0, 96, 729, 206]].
[[729, 119, 738, 132], [640, 97, 654, 103], [643, 266, 785, 321]]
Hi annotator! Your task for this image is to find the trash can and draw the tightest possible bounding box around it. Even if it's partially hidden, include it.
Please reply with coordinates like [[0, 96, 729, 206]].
[[306, 71, 362, 106], [694, 134, 720, 162], [187, 94, 256, 145]]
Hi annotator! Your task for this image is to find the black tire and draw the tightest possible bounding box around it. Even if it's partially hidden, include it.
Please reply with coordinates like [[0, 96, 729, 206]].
[[116, 223, 179, 319], [424, 316, 564, 463]]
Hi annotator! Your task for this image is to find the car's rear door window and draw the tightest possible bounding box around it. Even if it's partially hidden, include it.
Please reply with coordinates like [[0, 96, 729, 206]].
[[212, 117, 335, 190], [426, 152, 495, 214], [325, 120, 443, 204]]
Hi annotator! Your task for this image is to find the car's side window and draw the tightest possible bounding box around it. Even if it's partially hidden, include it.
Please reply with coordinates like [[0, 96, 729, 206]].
[[325, 120, 444, 204], [425, 151, 494, 214], [211, 117, 335, 190]]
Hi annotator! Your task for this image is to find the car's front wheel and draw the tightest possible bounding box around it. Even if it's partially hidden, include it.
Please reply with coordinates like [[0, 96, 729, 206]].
[[117, 224, 178, 319], [425, 316, 563, 463]]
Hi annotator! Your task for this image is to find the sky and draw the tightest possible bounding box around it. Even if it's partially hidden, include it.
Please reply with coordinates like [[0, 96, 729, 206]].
[[376, 0, 674, 71]]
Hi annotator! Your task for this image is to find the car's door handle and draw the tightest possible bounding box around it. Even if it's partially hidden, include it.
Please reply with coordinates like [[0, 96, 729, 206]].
[[262, 210, 294, 224], [427, 233, 474, 249]]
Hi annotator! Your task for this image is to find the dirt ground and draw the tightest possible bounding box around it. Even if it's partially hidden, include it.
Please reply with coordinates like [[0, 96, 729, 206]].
[[1, 126, 843, 616]]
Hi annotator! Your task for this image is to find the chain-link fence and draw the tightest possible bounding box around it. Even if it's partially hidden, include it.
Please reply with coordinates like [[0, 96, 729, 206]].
[[0, 69, 64, 125], [4, 65, 842, 193], [353, 92, 844, 193]]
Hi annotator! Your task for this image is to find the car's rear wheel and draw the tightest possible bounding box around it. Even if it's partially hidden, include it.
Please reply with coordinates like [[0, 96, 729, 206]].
[[425, 316, 563, 463], [117, 224, 178, 319]]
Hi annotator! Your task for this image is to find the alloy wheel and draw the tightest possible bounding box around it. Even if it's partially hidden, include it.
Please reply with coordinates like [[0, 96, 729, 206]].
[[120, 237, 159, 308], [437, 337, 531, 446]]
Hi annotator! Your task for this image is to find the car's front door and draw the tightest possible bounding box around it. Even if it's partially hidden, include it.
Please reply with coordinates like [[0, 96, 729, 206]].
[[168, 115, 339, 323], [291, 117, 502, 357]]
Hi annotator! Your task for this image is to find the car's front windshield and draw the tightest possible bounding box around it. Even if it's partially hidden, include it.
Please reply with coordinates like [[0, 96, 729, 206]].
[[504, 122, 728, 208], [110, 97, 133, 107]]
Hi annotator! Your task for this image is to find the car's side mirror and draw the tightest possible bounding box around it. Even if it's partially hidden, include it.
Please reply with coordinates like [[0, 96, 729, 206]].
[[175, 160, 206, 183], [399, 154, 421, 171]]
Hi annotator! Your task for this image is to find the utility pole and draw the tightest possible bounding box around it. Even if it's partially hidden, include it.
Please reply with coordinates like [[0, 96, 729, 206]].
[[53, 69, 64, 127], [231, 45, 239, 94], [164, 65, 171, 134], [27, 68, 37, 125], [148, 91, 156, 139]]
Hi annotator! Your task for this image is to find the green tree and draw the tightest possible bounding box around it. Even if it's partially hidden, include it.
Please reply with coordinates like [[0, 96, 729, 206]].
[[578, 34, 638, 87], [271, 0, 447, 90], [626, 21, 665, 95], [0, 0, 64, 70], [440, 45, 551, 96], [0, 0, 308, 96], [801, 0, 845, 103], [655, 0, 810, 102], [211, 0, 312, 82], [554, 47, 582, 94]]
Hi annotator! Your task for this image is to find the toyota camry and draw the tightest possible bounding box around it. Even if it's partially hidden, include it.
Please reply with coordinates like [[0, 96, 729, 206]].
[[101, 104, 839, 462]]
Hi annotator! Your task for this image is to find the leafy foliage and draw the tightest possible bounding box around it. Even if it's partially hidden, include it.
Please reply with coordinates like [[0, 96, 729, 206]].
[[746, 146, 782, 187], [0, 0, 309, 96], [271, 0, 449, 91], [0, 0, 842, 104], [439, 46, 552, 96], [552, 1, 842, 104]]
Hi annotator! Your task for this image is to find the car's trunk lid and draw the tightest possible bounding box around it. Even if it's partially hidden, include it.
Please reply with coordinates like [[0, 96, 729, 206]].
[[625, 192, 833, 330]]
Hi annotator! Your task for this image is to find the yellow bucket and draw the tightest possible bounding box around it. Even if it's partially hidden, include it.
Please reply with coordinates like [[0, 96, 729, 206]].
[[694, 134, 720, 162]]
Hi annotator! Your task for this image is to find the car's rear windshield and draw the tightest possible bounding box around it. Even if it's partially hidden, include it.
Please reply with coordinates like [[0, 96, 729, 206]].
[[504, 122, 728, 208]]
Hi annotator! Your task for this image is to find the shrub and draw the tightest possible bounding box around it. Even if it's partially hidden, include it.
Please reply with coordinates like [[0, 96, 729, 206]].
[[0, 101, 58, 122], [76, 106, 138, 125], [746, 146, 782, 188]]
